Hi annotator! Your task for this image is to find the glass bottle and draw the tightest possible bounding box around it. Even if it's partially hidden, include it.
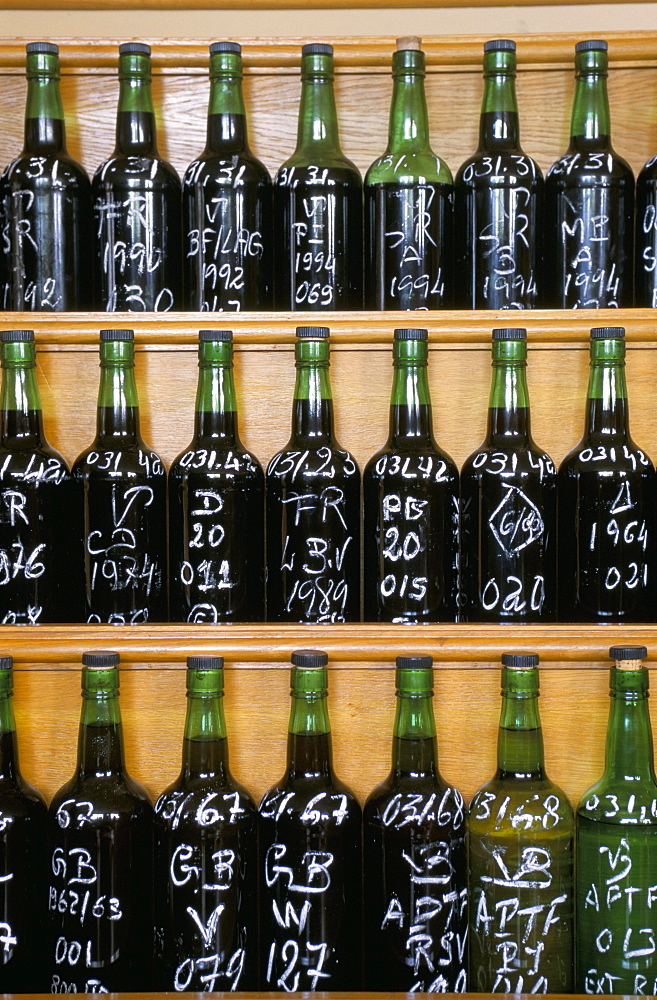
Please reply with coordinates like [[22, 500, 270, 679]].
[[154, 655, 258, 991], [0, 654, 48, 992], [92, 42, 182, 312], [47, 650, 153, 993], [365, 37, 452, 310], [468, 652, 574, 993], [72, 329, 167, 624], [558, 327, 655, 622], [544, 40, 634, 309], [2, 41, 92, 311], [454, 39, 543, 310], [363, 655, 467, 992], [183, 41, 273, 312], [460, 327, 557, 622], [259, 648, 362, 991], [266, 326, 360, 622], [363, 327, 458, 622], [169, 329, 264, 622], [274, 43, 363, 311], [0, 328, 83, 624], [635, 153, 657, 307], [576, 645, 657, 995]]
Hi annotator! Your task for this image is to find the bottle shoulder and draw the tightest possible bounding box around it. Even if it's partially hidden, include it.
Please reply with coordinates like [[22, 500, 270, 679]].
[[72, 441, 166, 479], [365, 151, 453, 188], [6, 150, 91, 188], [169, 443, 264, 481], [558, 437, 655, 476], [455, 148, 543, 189], [93, 154, 181, 190], [184, 151, 272, 188], [275, 158, 363, 187], [363, 443, 459, 485], [0, 774, 47, 814], [468, 773, 574, 837], [154, 775, 258, 830], [0, 443, 71, 481], [363, 771, 463, 821], [577, 774, 657, 825], [259, 773, 362, 824], [461, 441, 557, 484], [49, 770, 153, 820], [546, 147, 635, 187], [267, 441, 360, 482]]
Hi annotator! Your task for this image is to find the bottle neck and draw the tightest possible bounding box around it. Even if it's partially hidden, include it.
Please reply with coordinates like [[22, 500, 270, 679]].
[[497, 667, 544, 778], [96, 341, 140, 442], [391, 667, 438, 777], [77, 671, 124, 777], [291, 340, 335, 441], [0, 676, 18, 782], [478, 50, 520, 149], [115, 54, 158, 155], [296, 52, 341, 156], [193, 341, 240, 443], [387, 49, 431, 153], [181, 680, 230, 783], [287, 667, 332, 779], [569, 50, 611, 148], [604, 667, 656, 784], [389, 340, 433, 444], [205, 52, 249, 153], [486, 340, 531, 442], [24, 53, 66, 153], [584, 339, 629, 438], [1, 343, 45, 444]]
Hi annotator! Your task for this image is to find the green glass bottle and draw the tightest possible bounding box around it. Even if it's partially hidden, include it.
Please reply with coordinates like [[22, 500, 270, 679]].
[[468, 652, 573, 993], [274, 43, 363, 310], [576, 645, 657, 995], [363, 655, 467, 991], [365, 37, 453, 309], [259, 649, 362, 990], [154, 656, 258, 991]]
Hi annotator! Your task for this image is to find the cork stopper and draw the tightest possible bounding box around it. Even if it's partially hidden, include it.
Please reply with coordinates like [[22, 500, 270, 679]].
[[397, 36, 421, 51], [610, 645, 647, 671]]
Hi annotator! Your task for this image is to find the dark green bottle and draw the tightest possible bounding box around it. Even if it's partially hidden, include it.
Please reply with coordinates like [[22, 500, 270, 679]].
[[154, 656, 258, 991], [274, 44, 363, 310], [2, 42, 92, 311], [577, 645, 657, 995], [93, 42, 182, 311], [0, 654, 48, 992], [259, 649, 362, 991], [169, 330, 264, 622], [454, 39, 543, 309], [636, 152, 657, 306], [184, 41, 273, 311], [365, 38, 452, 310], [460, 328, 557, 622], [558, 327, 656, 622], [47, 651, 153, 993], [468, 653, 574, 993], [364, 655, 467, 991], [72, 330, 167, 624], [363, 328, 458, 622], [545, 40, 633, 308]]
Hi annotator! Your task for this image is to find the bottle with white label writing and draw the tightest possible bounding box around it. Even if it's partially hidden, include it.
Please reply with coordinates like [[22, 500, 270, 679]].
[[460, 328, 557, 622], [72, 329, 167, 624], [635, 152, 657, 307], [454, 39, 543, 310], [169, 330, 264, 622], [365, 37, 452, 310], [363, 655, 467, 992], [47, 651, 153, 993], [184, 41, 272, 312], [558, 327, 656, 622], [1, 42, 92, 311], [0, 329, 84, 624], [154, 656, 258, 991], [577, 645, 657, 995], [363, 328, 458, 622], [0, 654, 48, 991], [545, 40, 633, 309], [468, 653, 574, 993], [259, 649, 362, 991], [266, 326, 360, 622], [92, 43, 182, 312], [274, 44, 363, 310]]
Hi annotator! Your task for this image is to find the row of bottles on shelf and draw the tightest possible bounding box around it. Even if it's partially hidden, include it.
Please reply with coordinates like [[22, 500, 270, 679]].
[[0, 321, 654, 626], [1, 645, 656, 995], [1, 36, 656, 315]]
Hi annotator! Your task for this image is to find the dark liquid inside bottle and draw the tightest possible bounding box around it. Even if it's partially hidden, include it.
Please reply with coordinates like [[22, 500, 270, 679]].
[[259, 732, 362, 992], [363, 405, 459, 622], [47, 724, 153, 993], [363, 737, 467, 991], [184, 113, 273, 312], [153, 738, 258, 991], [365, 182, 452, 309], [0, 730, 48, 992], [4, 119, 93, 311], [274, 170, 363, 310], [635, 156, 657, 308]]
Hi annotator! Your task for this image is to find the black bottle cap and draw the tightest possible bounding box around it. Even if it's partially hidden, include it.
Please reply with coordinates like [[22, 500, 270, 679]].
[[82, 650, 120, 668], [0, 656, 13, 671], [575, 39, 608, 53], [501, 652, 539, 668], [590, 326, 625, 339], [484, 39, 516, 52], [0, 330, 34, 342], [302, 43, 333, 57], [187, 655, 224, 670], [610, 645, 648, 661], [396, 655, 433, 669], [210, 41, 241, 55], [492, 328, 526, 340], [291, 649, 329, 669], [394, 328, 428, 341], [296, 326, 330, 339], [119, 42, 151, 56], [26, 42, 59, 55], [100, 329, 134, 342], [199, 329, 233, 342]]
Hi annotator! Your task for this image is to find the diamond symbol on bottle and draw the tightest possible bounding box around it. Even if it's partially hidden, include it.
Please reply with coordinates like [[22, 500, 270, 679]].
[[488, 484, 544, 555]]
